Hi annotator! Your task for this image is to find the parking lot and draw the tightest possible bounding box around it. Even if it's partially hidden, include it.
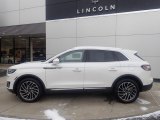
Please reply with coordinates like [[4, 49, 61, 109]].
[[0, 76, 160, 120]]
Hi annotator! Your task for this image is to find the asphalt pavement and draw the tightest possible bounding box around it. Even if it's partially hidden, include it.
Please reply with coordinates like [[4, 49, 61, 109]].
[[0, 76, 160, 120]]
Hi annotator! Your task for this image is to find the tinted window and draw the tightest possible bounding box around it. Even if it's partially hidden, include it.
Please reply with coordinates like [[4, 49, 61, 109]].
[[134, 53, 144, 60], [114, 52, 128, 61], [59, 50, 84, 63], [86, 50, 116, 62]]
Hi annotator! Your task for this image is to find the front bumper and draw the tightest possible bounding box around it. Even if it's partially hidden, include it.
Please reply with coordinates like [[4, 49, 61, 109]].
[[7, 81, 15, 93], [6, 74, 17, 94], [7, 88, 15, 93], [141, 82, 153, 92]]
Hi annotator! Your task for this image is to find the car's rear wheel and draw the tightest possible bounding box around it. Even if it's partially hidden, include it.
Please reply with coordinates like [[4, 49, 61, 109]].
[[17, 78, 43, 102], [115, 79, 139, 103]]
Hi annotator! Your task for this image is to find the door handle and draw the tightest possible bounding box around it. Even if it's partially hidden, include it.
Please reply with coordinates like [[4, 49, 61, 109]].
[[72, 68, 81, 72], [43, 67, 62, 69], [108, 68, 117, 71]]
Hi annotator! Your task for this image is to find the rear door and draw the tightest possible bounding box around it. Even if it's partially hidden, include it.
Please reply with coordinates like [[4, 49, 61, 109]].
[[84, 50, 121, 88]]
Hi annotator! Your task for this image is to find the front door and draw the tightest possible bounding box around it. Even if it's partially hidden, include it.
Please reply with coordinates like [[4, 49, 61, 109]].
[[45, 50, 85, 89]]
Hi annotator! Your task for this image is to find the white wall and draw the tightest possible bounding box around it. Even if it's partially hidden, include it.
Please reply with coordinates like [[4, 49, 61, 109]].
[[77, 15, 116, 37], [46, 15, 117, 56], [116, 10, 160, 78], [46, 9, 160, 78], [0, 0, 45, 27]]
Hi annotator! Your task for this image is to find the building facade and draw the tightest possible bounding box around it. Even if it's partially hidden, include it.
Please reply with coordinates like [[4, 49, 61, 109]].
[[0, 0, 160, 78]]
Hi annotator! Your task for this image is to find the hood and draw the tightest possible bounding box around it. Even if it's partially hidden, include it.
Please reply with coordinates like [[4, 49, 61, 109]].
[[9, 61, 46, 69]]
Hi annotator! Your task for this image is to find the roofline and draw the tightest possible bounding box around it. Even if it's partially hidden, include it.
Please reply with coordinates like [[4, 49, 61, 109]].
[[72, 46, 137, 54], [73, 46, 120, 49]]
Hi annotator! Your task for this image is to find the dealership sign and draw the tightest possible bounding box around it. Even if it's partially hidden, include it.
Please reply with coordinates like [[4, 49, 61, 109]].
[[46, 0, 160, 20], [77, 0, 116, 15]]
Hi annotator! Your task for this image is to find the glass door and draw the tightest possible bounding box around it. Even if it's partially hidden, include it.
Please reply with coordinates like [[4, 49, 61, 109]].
[[15, 37, 30, 64], [0, 36, 46, 64], [31, 37, 46, 61]]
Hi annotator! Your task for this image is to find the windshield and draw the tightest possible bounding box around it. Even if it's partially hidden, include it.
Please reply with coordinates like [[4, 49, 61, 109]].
[[44, 56, 53, 62]]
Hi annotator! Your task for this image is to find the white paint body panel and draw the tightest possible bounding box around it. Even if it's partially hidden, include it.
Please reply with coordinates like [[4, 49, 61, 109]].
[[7, 47, 153, 92], [45, 63, 84, 89], [84, 62, 121, 88]]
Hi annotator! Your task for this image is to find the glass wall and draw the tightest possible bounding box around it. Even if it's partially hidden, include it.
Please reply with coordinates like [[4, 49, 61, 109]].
[[15, 37, 30, 64], [0, 36, 46, 64], [31, 37, 46, 61], [0, 38, 14, 64]]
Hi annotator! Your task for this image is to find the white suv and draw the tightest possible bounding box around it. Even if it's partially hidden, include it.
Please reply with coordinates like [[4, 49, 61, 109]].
[[7, 46, 153, 103]]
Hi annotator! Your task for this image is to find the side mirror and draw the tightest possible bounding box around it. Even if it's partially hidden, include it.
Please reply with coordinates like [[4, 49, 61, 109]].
[[52, 58, 59, 65]]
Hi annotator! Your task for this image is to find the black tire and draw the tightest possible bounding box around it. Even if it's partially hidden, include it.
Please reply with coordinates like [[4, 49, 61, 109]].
[[17, 78, 43, 102], [114, 79, 139, 103]]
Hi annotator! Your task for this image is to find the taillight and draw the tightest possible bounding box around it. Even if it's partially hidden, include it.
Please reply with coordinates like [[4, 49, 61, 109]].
[[141, 65, 151, 71]]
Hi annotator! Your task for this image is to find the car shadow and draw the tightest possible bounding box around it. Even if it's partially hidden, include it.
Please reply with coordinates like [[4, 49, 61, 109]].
[[41, 90, 116, 104]]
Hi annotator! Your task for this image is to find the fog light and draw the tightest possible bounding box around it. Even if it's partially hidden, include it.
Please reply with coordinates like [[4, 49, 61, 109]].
[[7, 81, 10, 88]]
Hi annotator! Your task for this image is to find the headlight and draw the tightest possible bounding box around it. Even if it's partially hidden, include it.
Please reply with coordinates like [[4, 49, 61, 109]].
[[8, 69, 16, 74]]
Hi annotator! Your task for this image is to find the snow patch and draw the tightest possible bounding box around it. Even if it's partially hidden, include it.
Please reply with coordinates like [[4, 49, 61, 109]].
[[58, 103, 68, 107], [44, 109, 65, 120], [115, 110, 160, 120], [136, 98, 150, 105], [140, 107, 148, 111]]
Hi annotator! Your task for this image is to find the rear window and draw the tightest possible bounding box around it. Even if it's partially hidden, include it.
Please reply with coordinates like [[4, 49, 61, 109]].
[[113, 52, 128, 61], [134, 53, 144, 60], [85, 50, 128, 62], [86, 50, 115, 62]]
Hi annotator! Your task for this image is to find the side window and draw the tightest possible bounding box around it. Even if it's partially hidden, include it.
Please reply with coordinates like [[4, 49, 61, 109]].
[[86, 50, 115, 62], [59, 50, 84, 63], [105, 51, 116, 62], [113, 52, 128, 61]]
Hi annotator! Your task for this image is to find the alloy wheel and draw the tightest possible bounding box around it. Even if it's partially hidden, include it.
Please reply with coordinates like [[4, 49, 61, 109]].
[[117, 82, 138, 102], [19, 81, 40, 101]]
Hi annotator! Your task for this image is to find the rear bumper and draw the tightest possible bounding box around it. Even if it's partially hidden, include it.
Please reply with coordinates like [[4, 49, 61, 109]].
[[141, 82, 153, 92]]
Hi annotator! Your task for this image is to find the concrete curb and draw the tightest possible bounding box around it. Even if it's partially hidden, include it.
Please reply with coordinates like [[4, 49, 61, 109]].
[[154, 79, 160, 83], [0, 114, 48, 120]]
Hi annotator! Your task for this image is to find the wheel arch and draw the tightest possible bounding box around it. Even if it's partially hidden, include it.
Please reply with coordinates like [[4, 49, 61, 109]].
[[13, 74, 46, 94], [112, 74, 143, 92]]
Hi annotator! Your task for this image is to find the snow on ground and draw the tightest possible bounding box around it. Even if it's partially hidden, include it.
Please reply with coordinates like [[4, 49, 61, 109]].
[[44, 109, 65, 120], [140, 106, 148, 111], [136, 98, 151, 105], [58, 103, 68, 107], [115, 110, 160, 120]]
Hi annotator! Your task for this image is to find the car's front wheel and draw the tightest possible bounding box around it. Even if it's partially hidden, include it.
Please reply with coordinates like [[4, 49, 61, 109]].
[[17, 78, 43, 102], [115, 79, 139, 103]]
